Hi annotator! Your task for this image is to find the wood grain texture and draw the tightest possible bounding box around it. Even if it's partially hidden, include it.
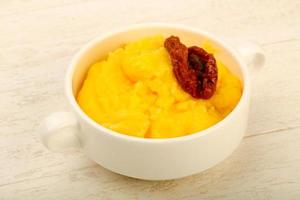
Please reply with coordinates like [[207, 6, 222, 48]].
[[0, 0, 299, 199]]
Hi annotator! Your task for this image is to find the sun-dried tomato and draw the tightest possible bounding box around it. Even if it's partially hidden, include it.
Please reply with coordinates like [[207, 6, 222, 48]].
[[164, 36, 217, 99]]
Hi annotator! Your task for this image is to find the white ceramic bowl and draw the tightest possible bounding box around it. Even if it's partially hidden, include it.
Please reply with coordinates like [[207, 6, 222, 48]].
[[40, 23, 264, 180]]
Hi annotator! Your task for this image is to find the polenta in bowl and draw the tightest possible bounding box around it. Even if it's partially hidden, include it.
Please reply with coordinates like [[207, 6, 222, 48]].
[[77, 35, 242, 138]]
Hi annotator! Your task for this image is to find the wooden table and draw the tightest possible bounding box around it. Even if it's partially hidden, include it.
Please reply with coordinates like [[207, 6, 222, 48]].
[[1, 0, 300, 199]]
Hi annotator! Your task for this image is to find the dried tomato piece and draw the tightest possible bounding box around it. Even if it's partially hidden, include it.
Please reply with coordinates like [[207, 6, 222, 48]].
[[188, 46, 218, 99], [164, 36, 218, 99]]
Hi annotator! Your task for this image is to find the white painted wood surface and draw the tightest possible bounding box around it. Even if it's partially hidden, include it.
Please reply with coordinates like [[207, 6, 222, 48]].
[[1, 0, 300, 199]]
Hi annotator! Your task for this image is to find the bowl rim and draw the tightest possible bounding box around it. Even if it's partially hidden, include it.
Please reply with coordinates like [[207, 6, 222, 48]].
[[65, 22, 250, 144]]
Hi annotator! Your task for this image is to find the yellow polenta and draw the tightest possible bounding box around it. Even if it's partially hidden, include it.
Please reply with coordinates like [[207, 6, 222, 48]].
[[77, 36, 242, 138]]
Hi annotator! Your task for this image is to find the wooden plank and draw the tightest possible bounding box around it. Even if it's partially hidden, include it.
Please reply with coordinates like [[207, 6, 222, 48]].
[[1, 127, 300, 200], [247, 40, 300, 136]]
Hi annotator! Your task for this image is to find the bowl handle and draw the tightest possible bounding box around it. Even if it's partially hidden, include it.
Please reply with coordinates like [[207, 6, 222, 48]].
[[222, 38, 265, 78], [39, 111, 81, 152]]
